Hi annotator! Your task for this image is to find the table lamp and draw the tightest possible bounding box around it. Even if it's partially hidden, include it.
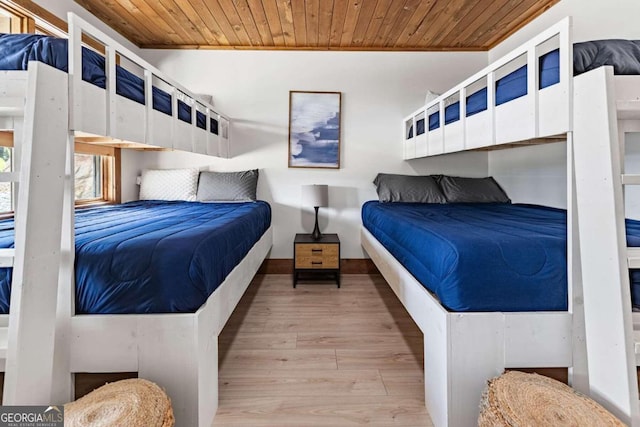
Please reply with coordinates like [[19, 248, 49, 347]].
[[302, 184, 329, 240]]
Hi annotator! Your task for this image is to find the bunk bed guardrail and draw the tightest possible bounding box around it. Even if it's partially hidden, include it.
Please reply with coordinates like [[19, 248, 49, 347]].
[[403, 17, 572, 159], [67, 13, 230, 157]]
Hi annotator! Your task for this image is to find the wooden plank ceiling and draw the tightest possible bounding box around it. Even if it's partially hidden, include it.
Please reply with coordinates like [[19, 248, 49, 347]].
[[73, 0, 559, 51]]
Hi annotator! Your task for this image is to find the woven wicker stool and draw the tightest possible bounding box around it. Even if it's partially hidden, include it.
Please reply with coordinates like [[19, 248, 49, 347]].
[[479, 371, 624, 427], [65, 378, 174, 427]]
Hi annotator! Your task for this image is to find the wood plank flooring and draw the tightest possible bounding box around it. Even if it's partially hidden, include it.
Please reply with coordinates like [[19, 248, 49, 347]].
[[213, 273, 433, 426]]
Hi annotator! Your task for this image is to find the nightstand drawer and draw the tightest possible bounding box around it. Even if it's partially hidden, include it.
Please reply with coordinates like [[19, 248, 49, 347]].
[[295, 244, 339, 269]]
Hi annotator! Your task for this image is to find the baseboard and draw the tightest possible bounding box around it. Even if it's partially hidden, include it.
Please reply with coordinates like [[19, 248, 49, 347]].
[[341, 259, 379, 274], [258, 259, 293, 274], [258, 259, 379, 274]]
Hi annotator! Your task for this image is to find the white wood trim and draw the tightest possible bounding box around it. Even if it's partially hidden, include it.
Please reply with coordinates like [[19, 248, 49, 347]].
[[361, 227, 571, 427]]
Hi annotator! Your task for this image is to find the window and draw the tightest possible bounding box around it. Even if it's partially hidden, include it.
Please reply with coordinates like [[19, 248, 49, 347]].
[[75, 153, 102, 201], [0, 3, 33, 34], [0, 145, 12, 213], [73, 143, 120, 207], [0, 1, 66, 36]]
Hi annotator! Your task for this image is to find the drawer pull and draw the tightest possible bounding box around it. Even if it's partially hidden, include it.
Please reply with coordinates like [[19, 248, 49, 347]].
[[311, 261, 323, 265], [311, 249, 323, 253]]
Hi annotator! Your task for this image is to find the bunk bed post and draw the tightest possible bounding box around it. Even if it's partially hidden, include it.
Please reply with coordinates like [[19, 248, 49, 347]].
[[527, 47, 539, 137], [51, 130, 76, 403], [487, 72, 496, 146], [137, 315, 205, 427], [566, 132, 589, 393], [67, 13, 82, 133], [143, 70, 153, 145], [105, 47, 117, 138], [459, 87, 467, 150], [573, 66, 640, 424], [561, 18, 588, 393], [220, 116, 230, 158], [3, 62, 69, 405], [424, 312, 504, 427], [171, 88, 178, 144]]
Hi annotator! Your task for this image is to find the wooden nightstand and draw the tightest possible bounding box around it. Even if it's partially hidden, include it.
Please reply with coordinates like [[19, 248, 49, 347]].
[[293, 233, 340, 288]]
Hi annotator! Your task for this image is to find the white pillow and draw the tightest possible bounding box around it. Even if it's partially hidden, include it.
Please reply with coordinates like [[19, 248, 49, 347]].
[[139, 168, 199, 201]]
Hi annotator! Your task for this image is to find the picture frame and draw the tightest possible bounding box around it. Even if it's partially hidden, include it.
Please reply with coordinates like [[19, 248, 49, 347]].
[[288, 91, 341, 169]]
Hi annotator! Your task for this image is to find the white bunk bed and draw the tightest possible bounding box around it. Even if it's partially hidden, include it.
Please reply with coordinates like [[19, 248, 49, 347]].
[[363, 17, 590, 427], [573, 68, 640, 424], [0, 13, 270, 427], [402, 18, 571, 159]]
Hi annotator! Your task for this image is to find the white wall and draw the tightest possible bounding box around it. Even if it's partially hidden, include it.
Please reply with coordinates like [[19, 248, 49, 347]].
[[125, 50, 488, 258], [490, 142, 566, 208], [489, 0, 640, 209]]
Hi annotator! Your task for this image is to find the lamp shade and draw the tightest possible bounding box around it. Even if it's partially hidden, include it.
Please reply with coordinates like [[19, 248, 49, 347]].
[[302, 184, 328, 208]]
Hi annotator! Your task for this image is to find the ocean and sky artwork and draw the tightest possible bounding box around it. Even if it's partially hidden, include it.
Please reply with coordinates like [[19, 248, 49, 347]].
[[289, 91, 341, 168]]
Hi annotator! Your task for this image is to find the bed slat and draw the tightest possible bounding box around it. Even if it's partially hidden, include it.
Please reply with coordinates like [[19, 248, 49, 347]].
[[0, 98, 24, 117], [627, 247, 640, 269], [0, 173, 19, 183], [0, 249, 15, 267]]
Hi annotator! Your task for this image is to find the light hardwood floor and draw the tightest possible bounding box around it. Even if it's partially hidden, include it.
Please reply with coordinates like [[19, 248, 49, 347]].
[[213, 273, 433, 426]]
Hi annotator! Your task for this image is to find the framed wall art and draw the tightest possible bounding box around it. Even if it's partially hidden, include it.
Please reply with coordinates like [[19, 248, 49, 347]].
[[288, 91, 341, 169]]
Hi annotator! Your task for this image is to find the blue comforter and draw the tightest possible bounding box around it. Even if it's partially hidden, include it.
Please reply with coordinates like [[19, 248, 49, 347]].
[[0, 201, 270, 314], [0, 33, 216, 130], [362, 202, 640, 312]]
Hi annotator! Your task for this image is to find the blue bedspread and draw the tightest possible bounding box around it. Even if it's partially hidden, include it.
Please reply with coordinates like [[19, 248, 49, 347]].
[[0, 33, 214, 131], [362, 202, 640, 312], [0, 201, 270, 314]]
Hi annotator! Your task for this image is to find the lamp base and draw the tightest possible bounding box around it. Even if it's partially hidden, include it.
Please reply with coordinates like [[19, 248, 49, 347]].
[[311, 206, 322, 240]]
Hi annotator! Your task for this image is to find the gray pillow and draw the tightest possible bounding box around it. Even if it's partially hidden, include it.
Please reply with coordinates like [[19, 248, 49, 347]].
[[373, 173, 447, 203], [438, 176, 510, 203], [196, 169, 259, 202]]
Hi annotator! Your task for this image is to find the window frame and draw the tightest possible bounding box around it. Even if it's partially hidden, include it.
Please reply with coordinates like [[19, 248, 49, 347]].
[[74, 143, 121, 208], [0, 2, 35, 34]]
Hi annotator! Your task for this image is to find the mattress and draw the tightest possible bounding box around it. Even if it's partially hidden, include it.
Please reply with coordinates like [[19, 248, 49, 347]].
[[414, 40, 640, 135], [362, 201, 640, 312], [0, 200, 271, 314], [0, 33, 218, 133]]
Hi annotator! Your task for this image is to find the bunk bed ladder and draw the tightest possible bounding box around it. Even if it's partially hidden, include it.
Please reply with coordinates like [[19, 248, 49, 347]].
[[2, 62, 72, 405], [573, 65, 640, 425]]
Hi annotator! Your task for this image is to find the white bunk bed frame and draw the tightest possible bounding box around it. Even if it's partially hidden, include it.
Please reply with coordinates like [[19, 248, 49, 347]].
[[363, 17, 596, 427], [573, 68, 640, 424], [403, 18, 571, 159], [0, 13, 271, 427]]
